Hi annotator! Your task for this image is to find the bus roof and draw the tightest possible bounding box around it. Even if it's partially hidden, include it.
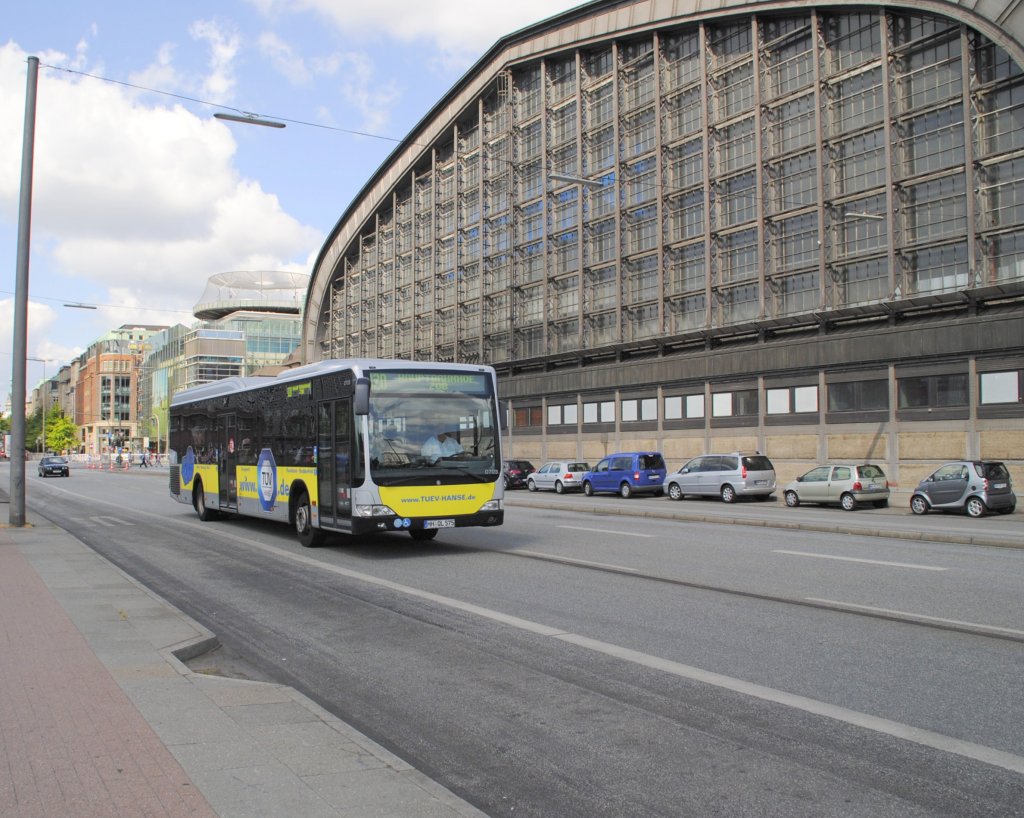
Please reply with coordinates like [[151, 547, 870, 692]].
[[170, 358, 496, 407]]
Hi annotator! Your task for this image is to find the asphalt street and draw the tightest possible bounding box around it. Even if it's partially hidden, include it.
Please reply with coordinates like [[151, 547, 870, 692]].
[[14, 464, 1024, 817]]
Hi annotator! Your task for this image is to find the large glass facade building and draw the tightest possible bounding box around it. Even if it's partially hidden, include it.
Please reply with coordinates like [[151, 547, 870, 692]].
[[306, 1, 1024, 486]]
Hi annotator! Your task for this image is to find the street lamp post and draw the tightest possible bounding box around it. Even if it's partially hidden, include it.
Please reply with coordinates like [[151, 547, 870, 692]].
[[9, 56, 38, 527], [150, 414, 160, 456]]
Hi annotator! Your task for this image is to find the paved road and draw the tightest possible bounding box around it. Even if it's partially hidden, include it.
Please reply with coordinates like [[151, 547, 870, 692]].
[[17, 466, 1024, 817]]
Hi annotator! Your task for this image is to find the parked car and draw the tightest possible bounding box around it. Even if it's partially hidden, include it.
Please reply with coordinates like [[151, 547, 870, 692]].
[[582, 452, 667, 498], [664, 452, 776, 503], [38, 455, 70, 478], [527, 461, 590, 494], [910, 461, 1016, 517], [502, 459, 536, 490], [784, 464, 889, 510]]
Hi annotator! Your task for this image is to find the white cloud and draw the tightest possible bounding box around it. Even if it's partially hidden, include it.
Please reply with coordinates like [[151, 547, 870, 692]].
[[250, 0, 585, 70], [335, 52, 400, 136], [258, 31, 313, 85], [0, 41, 321, 388], [189, 19, 242, 103]]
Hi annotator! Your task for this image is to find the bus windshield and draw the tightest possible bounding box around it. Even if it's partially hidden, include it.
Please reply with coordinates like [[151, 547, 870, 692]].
[[366, 372, 501, 486]]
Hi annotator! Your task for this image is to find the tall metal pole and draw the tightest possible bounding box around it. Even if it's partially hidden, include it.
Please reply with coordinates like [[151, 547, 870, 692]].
[[9, 56, 38, 527]]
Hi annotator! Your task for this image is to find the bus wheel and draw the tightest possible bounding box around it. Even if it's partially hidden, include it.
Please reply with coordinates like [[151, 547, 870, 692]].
[[295, 491, 324, 547], [410, 529, 438, 541], [193, 481, 218, 521]]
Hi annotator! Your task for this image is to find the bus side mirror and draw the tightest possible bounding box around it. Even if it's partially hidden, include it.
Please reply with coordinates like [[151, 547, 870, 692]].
[[354, 377, 370, 415]]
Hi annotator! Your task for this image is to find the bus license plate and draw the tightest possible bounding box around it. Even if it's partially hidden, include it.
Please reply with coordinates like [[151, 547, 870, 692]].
[[425, 519, 455, 529]]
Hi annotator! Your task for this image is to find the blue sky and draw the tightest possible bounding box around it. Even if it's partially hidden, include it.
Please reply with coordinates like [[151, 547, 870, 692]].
[[1, 0, 583, 403]]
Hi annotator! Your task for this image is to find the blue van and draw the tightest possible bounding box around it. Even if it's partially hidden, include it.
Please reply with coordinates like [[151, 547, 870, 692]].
[[582, 452, 667, 498]]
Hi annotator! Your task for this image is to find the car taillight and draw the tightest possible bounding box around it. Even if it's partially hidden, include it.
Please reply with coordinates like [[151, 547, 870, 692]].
[[633, 471, 641, 480], [564, 473, 573, 480], [741, 465, 747, 478], [983, 478, 989, 491], [852, 481, 862, 491]]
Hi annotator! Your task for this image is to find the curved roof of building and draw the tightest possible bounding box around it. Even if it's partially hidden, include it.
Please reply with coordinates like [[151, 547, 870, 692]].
[[303, 0, 1024, 361], [195, 270, 310, 321]]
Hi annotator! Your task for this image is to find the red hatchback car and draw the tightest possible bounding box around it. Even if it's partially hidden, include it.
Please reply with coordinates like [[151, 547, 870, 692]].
[[502, 459, 535, 490]]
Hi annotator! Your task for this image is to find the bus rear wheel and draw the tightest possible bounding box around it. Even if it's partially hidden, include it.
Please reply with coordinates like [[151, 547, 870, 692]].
[[193, 480, 218, 521], [295, 491, 324, 547]]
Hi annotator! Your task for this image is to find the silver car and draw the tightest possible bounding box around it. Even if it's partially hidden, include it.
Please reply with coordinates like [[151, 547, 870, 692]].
[[527, 460, 590, 494], [664, 452, 776, 503], [784, 464, 889, 510], [910, 461, 1016, 517]]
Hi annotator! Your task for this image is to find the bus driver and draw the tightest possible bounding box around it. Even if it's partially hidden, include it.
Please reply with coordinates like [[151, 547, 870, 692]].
[[421, 430, 464, 463]]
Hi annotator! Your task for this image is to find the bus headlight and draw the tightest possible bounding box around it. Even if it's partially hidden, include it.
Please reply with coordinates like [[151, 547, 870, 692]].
[[479, 499, 503, 512], [354, 504, 397, 517]]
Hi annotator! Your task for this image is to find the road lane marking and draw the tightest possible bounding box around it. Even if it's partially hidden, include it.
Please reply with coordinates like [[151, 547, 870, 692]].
[[773, 550, 947, 571], [516, 550, 639, 573], [89, 516, 133, 527], [557, 525, 654, 538], [806, 598, 1024, 638]]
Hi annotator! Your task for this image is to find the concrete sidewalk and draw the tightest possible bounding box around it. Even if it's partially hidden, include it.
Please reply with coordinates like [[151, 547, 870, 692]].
[[0, 509, 487, 818]]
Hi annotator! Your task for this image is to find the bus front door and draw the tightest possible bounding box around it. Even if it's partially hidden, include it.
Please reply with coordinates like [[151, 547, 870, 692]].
[[317, 401, 352, 528], [219, 414, 237, 508]]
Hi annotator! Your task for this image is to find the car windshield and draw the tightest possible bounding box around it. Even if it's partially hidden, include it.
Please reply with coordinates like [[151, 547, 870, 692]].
[[743, 456, 773, 471], [858, 465, 885, 479], [42, 457, 64, 465], [568, 462, 589, 471]]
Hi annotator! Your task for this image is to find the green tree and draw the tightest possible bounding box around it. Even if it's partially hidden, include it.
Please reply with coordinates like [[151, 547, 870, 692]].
[[45, 405, 78, 454], [25, 406, 42, 451]]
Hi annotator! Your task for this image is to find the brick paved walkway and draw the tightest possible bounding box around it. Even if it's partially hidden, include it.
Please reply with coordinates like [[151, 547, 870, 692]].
[[0, 542, 217, 818]]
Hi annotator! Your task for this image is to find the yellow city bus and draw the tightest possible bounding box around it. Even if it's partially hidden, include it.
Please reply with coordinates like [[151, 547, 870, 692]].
[[169, 359, 504, 545]]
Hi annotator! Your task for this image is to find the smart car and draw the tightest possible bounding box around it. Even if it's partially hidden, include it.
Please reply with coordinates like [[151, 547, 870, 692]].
[[910, 461, 1015, 517]]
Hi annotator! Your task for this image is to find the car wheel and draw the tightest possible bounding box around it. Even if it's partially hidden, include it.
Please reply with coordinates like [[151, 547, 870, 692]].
[[720, 484, 736, 503], [997, 504, 1015, 515], [785, 490, 800, 508], [583, 481, 594, 497], [503, 475, 510, 490], [668, 482, 683, 501], [840, 492, 857, 511], [554, 481, 564, 494], [910, 495, 929, 515], [193, 480, 218, 521], [527, 478, 537, 492], [620, 482, 632, 499], [410, 528, 439, 541], [965, 496, 987, 518], [295, 490, 325, 547]]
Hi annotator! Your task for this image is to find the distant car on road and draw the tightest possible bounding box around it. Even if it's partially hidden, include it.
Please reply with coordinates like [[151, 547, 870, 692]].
[[910, 461, 1015, 517], [527, 461, 590, 493], [784, 464, 889, 510], [502, 459, 536, 490], [38, 455, 70, 478]]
